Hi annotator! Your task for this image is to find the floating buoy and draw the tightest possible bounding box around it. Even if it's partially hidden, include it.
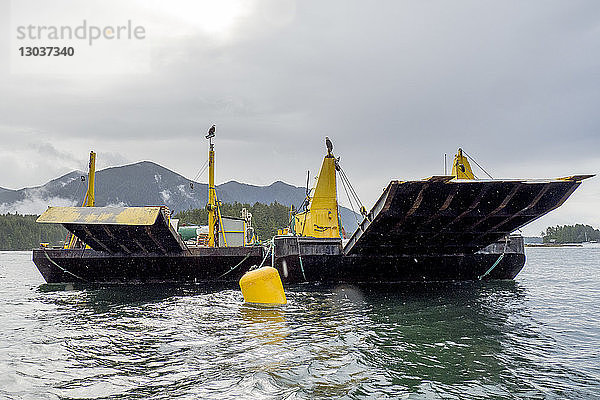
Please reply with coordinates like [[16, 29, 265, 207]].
[[239, 266, 287, 305]]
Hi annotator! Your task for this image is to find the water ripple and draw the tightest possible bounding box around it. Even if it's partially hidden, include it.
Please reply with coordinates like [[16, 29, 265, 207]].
[[1, 249, 600, 399]]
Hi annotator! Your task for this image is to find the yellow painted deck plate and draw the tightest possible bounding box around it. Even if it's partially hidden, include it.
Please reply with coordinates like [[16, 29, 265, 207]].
[[37, 206, 162, 226], [36, 206, 186, 254]]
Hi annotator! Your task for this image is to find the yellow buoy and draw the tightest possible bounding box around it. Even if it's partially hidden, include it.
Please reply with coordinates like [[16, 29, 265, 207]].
[[239, 267, 287, 305]]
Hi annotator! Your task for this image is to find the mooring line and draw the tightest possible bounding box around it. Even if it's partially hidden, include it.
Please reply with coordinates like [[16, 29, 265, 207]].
[[43, 251, 87, 282], [295, 236, 308, 282], [479, 253, 505, 280], [216, 253, 252, 279], [249, 240, 273, 272], [479, 237, 509, 280]]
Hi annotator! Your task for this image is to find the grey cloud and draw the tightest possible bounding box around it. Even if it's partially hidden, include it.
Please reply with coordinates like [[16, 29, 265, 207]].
[[0, 0, 598, 232]]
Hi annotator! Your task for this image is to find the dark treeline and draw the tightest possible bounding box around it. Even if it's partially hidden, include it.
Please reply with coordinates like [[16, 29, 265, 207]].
[[0, 213, 68, 250], [174, 202, 291, 241], [542, 224, 600, 244]]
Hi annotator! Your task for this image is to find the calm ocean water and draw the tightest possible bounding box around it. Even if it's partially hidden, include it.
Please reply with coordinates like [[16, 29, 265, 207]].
[[1, 247, 599, 399]]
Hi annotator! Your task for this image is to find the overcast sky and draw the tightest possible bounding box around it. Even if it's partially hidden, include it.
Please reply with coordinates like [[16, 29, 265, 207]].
[[1, 0, 598, 235]]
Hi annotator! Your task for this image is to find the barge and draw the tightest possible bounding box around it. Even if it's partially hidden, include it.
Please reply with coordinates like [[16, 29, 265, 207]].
[[33, 130, 592, 283]]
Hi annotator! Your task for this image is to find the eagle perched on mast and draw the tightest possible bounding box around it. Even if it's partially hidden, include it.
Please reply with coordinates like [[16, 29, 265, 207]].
[[325, 136, 333, 156], [206, 124, 216, 139]]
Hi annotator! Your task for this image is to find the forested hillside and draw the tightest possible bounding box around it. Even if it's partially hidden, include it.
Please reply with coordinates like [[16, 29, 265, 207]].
[[542, 224, 600, 244], [0, 213, 67, 250]]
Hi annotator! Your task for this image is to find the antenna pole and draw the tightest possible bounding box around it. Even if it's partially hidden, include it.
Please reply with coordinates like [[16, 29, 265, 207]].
[[444, 153, 447, 175]]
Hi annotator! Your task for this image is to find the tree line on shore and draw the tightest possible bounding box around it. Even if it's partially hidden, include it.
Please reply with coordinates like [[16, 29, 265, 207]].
[[0, 213, 68, 250], [542, 224, 600, 244]]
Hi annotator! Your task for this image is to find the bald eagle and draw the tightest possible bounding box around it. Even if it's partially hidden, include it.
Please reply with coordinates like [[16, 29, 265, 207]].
[[325, 136, 333, 155], [206, 124, 216, 139]]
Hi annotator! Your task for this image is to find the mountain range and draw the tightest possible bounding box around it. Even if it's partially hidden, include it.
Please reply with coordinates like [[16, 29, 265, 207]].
[[0, 161, 360, 232]]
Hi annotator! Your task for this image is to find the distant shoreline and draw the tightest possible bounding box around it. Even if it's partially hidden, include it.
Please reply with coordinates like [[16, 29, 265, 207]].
[[525, 243, 584, 248]]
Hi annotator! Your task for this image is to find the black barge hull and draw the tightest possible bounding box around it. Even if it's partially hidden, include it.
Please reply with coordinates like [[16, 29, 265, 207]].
[[33, 236, 523, 284], [272, 236, 525, 283], [33, 247, 263, 284]]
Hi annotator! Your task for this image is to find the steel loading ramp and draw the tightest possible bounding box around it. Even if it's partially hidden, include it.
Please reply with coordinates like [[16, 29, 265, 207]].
[[37, 206, 187, 254], [343, 175, 592, 256]]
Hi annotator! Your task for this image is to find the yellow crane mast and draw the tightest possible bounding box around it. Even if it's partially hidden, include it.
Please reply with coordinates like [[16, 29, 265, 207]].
[[451, 148, 475, 180], [294, 138, 341, 238], [206, 125, 218, 247]]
